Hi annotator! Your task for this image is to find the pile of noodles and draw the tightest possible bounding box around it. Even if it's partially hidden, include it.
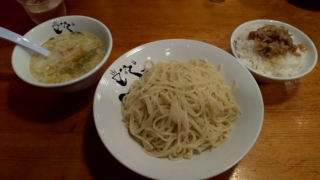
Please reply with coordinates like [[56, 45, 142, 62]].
[[121, 59, 240, 160]]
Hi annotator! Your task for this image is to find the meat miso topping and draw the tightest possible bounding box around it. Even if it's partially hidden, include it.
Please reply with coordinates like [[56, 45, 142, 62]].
[[247, 24, 308, 58]]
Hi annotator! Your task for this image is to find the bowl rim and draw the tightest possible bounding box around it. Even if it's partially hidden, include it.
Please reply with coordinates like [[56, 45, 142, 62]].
[[230, 19, 318, 81], [11, 15, 113, 88]]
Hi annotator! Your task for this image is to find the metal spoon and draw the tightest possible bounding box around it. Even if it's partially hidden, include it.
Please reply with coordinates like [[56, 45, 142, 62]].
[[0, 27, 50, 56]]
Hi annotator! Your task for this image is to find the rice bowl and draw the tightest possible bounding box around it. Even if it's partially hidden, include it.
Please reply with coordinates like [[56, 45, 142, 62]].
[[230, 19, 318, 82]]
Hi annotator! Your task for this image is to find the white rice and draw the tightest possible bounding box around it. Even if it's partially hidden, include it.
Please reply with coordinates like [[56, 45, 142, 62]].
[[234, 24, 306, 77]]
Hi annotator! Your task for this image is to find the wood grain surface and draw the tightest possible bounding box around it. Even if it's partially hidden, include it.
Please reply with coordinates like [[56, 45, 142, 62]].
[[0, 0, 319, 179]]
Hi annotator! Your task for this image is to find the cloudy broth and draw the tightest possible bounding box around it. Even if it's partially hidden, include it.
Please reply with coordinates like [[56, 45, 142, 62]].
[[30, 32, 106, 84]]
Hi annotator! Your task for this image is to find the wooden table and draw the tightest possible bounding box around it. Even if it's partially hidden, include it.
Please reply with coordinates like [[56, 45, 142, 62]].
[[1, 0, 319, 179]]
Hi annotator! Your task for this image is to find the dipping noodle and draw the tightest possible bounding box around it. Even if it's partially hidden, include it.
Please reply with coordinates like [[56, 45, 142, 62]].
[[121, 59, 241, 160]]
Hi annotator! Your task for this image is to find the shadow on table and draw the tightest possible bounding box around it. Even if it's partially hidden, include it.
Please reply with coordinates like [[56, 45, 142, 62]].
[[10, 16, 36, 35], [258, 80, 299, 105], [7, 79, 95, 123], [286, 0, 320, 11], [83, 113, 237, 180], [83, 114, 151, 180], [207, 165, 237, 180], [236, 0, 320, 11]]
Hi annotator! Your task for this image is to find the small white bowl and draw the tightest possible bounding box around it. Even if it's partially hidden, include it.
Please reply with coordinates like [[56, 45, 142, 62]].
[[230, 19, 317, 82], [11, 15, 113, 93]]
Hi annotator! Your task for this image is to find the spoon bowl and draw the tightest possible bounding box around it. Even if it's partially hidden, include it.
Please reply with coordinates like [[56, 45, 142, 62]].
[[0, 27, 50, 56]]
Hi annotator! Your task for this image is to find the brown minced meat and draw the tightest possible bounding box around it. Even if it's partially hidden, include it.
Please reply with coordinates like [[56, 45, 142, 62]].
[[247, 24, 307, 58]]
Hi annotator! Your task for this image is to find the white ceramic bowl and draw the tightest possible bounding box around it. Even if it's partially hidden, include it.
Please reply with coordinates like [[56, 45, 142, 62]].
[[230, 19, 317, 82], [93, 39, 264, 180], [11, 15, 113, 93]]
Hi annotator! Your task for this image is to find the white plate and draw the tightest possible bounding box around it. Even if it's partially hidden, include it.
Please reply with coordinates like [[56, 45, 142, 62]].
[[93, 39, 264, 180], [230, 19, 318, 82]]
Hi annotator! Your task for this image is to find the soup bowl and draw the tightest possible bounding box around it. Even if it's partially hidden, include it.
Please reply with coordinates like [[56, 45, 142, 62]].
[[11, 15, 113, 93]]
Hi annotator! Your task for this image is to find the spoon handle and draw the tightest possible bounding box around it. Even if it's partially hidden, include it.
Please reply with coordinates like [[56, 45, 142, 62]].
[[0, 27, 50, 56]]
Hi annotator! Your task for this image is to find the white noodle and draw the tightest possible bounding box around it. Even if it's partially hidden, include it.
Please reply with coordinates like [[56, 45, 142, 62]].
[[121, 59, 241, 160]]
